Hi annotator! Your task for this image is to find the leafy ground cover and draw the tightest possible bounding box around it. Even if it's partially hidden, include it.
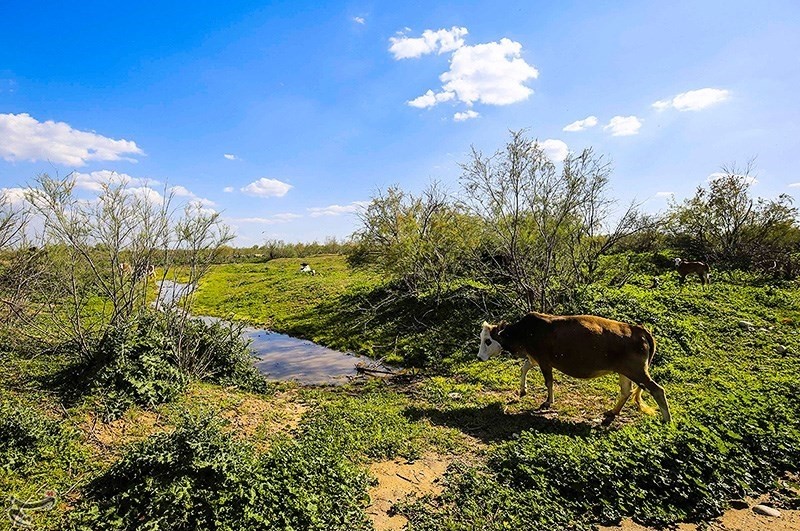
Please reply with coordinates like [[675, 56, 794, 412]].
[[1, 254, 798, 529]]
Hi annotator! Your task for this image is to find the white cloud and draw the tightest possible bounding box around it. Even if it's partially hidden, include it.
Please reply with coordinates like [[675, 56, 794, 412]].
[[389, 26, 468, 59], [127, 186, 165, 205], [604, 115, 642, 136], [454, 110, 480, 121], [394, 29, 538, 116], [1, 187, 27, 205], [307, 201, 369, 217], [707, 172, 758, 185], [353, 16, 365, 24], [223, 153, 238, 160], [440, 38, 538, 107], [563, 115, 598, 132], [408, 89, 455, 108], [168, 185, 215, 207], [789, 183, 800, 188], [652, 88, 730, 112], [655, 191, 674, 198], [223, 186, 234, 193], [241, 178, 293, 198], [230, 213, 301, 224], [0, 113, 143, 166], [73, 170, 155, 192], [539, 139, 569, 162]]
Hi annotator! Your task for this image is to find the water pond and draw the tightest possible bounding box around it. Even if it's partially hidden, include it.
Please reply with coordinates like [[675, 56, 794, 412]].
[[156, 280, 390, 385]]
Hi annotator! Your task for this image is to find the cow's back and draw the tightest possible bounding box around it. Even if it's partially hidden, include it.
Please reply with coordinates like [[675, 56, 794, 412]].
[[518, 312, 651, 378]]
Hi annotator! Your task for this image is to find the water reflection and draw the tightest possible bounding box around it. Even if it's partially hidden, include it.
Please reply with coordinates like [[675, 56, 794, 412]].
[[157, 280, 390, 385]]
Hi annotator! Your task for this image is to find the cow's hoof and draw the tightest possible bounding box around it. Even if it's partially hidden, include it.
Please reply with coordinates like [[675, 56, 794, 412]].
[[603, 410, 616, 417], [537, 401, 552, 411], [519, 389, 527, 398], [601, 414, 616, 427]]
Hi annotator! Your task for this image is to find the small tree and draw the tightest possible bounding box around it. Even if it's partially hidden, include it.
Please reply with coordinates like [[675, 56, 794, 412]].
[[351, 183, 478, 297], [462, 130, 652, 311], [667, 161, 799, 271], [23, 173, 233, 369]]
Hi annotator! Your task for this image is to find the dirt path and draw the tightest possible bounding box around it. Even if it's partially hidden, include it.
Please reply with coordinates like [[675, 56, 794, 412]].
[[600, 496, 799, 531], [366, 454, 453, 531]]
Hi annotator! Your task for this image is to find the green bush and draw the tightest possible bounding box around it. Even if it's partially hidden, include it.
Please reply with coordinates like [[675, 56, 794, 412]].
[[81, 311, 268, 420], [0, 399, 82, 475], [67, 414, 373, 531]]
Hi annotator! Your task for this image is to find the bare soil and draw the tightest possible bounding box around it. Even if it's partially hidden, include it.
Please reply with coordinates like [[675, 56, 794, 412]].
[[367, 454, 453, 531], [600, 495, 800, 531]]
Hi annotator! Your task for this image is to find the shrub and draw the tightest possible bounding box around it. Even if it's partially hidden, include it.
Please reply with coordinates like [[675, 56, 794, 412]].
[[67, 414, 373, 531], [79, 311, 268, 420]]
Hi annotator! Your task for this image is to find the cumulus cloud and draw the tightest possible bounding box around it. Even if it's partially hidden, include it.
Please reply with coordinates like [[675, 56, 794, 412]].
[[72, 170, 155, 192], [604, 115, 642, 136], [655, 191, 674, 198], [408, 89, 455, 108], [353, 16, 365, 24], [454, 110, 479, 121], [223, 186, 234, 193], [241, 178, 292, 198], [652, 88, 730, 112], [223, 153, 238, 160], [0, 113, 143, 166], [563, 115, 598, 132], [168, 185, 215, 207], [539, 139, 569, 162], [307, 201, 369, 217], [389, 26, 468, 59], [127, 186, 165, 205], [399, 31, 538, 115], [789, 183, 800, 188]]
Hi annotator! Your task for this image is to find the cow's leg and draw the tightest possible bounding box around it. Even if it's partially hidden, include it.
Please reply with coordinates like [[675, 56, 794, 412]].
[[604, 374, 633, 420], [538, 365, 554, 410], [519, 358, 533, 397], [641, 378, 671, 423]]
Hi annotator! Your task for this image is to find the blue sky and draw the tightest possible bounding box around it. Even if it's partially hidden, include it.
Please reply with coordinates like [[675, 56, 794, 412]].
[[2, 0, 799, 245]]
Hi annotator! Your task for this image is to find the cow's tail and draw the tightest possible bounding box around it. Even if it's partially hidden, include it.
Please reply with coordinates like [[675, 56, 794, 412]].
[[633, 328, 657, 415]]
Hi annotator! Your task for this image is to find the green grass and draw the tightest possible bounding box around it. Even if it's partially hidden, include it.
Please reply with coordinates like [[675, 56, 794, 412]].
[[2, 255, 799, 529]]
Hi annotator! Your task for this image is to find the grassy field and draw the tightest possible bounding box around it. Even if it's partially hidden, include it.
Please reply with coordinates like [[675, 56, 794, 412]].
[[2, 254, 799, 529]]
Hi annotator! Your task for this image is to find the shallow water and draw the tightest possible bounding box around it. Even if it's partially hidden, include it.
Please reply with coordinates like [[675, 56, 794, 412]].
[[157, 280, 389, 385]]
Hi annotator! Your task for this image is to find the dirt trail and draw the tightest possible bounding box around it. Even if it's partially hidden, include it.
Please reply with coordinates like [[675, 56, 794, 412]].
[[600, 496, 800, 531], [367, 454, 452, 531]]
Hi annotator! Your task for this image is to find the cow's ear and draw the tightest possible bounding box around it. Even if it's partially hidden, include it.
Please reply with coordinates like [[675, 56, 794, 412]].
[[493, 320, 509, 340]]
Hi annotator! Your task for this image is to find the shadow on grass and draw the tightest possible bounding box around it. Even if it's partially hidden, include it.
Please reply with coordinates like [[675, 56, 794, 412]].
[[404, 402, 597, 444]]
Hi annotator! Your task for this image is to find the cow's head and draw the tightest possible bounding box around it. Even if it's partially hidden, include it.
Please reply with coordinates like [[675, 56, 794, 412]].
[[477, 321, 506, 361], [674, 258, 682, 266]]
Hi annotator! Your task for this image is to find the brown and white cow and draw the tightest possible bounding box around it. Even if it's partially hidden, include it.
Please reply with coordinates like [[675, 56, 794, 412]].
[[477, 312, 671, 423], [674, 258, 710, 285]]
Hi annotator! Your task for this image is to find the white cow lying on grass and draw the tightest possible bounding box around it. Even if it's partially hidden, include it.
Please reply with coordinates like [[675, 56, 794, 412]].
[[299, 263, 316, 276]]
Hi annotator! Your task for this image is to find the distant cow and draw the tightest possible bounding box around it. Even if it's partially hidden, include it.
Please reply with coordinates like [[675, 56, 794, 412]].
[[118, 262, 156, 280], [674, 258, 710, 285], [299, 263, 316, 276], [478, 312, 671, 423]]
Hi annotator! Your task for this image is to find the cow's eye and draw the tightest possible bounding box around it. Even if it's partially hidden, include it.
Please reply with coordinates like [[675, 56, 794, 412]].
[[484, 338, 492, 346]]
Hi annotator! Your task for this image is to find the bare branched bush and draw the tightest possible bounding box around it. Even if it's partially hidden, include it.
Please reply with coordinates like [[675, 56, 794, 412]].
[[21, 173, 233, 376], [667, 161, 800, 274], [350, 182, 479, 297], [462, 130, 653, 311]]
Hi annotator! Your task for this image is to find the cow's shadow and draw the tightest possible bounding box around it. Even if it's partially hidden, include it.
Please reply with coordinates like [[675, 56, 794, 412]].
[[404, 402, 599, 444]]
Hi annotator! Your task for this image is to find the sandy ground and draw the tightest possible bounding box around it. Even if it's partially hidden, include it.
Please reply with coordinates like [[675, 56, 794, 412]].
[[367, 454, 453, 531], [600, 495, 800, 531]]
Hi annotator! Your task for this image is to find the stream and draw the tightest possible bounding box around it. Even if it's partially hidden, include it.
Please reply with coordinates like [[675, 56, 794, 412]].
[[157, 280, 391, 385]]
